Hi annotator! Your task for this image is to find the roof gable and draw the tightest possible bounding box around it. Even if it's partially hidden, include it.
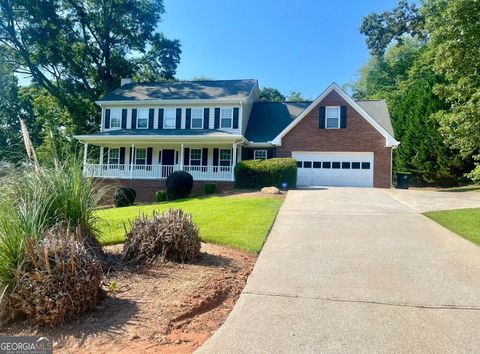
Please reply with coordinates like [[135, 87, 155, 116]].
[[271, 83, 399, 147]]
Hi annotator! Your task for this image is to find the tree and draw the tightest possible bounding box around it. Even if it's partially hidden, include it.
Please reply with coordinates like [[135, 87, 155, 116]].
[[0, 0, 181, 134], [260, 87, 285, 102], [286, 91, 307, 102]]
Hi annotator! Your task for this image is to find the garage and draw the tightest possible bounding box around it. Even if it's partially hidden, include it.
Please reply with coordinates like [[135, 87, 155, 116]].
[[292, 152, 374, 187]]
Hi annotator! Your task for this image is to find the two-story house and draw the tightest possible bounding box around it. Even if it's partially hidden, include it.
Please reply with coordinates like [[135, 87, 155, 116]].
[[74, 79, 399, 201]]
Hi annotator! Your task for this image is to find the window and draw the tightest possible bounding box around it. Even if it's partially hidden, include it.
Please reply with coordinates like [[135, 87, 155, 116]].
[[108, 148, 119, 165], [342, 162, 351, 169], [322, 162, 331, 169], [137, 109, 148, 129], [135, 148, 146, 165], [254, 150, 267, 160], [303, 161, 312, 168], [352, 162, 361, 169], [191, 108, 203, 129], [297, 161, 303, 168], [313, 162, 321, 168], [220, 108, 233, 128], [164, 108, 176, 129], [190, 148, 201, 166], [110, 109, 121, 129], [326, 106, 340, 129], [219, 149, 231, 166], [361, 162, 371, 170], [332, 162, 341, 169]]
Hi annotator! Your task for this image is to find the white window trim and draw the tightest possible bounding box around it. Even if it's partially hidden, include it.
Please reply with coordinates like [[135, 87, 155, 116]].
[[190, 148, 202, 165], [220, 108, 233, 129], [108, 147, 120, 165], [325, 106, 340, 129], [163, 108, 177, 129], [191, 108, 204, 130], [136, 108, 149, 129], [254, 149, 268, 160], [109, 108, 122, 129], [135, 147, 147, 165], [219, 148, 231, 166]]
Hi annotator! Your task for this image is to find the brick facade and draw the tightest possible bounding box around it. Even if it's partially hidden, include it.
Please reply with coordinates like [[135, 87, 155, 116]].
[[276, 91, 392, 188], [98, 178, 235, 204]]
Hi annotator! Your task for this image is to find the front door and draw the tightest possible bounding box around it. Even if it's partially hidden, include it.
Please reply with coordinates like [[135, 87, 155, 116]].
[[161, 149, 175, 177]]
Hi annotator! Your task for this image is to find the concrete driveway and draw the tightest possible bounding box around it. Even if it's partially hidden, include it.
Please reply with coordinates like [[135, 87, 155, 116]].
[[197, 188, 480, 354]]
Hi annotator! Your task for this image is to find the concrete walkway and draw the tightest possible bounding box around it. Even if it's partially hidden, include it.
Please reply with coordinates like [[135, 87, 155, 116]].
[[197, 188, 480, 354]]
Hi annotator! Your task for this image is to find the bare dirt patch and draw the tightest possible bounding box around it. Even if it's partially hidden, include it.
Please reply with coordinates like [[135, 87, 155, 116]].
[[2, 243, 256, 354]]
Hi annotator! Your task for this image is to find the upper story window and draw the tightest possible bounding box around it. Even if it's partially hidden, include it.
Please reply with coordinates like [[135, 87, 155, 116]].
[[191, 108, 203, 129], [326, 106, 340, 129], [137, 109, 148, 129], [220, 108, 233, 129], [109, 148, 119, 165], [190, 148, 202, 166], [110, 109, 121, 129], [164, 108, 176, 129], [254, 150, 267, 160], [135, 148, 146, 165], [219, 149, 231, 166]]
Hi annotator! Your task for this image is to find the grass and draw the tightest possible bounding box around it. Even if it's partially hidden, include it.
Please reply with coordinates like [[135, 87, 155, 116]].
[[96, 196, 284, 253], [424, 208, 480, 245], [438, 185, 480, 193]]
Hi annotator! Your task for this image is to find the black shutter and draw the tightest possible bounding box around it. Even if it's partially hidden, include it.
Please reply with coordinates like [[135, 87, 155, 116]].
[[186, 108, 191, 129], [202, 148, 208, 166], [203, 108, 209, 129], [267, 149, 275, 159], [147, 147, 153, 165], [340, 106, 347, 129], [213, 148, 219, 166], [158, 109, 164, 129], [102, 147, 109, 164], [104, 109, 111, 129], [233, 107, 239, 129], [148, 109, 154, 129], [184, 148, 190, 165], [214, 108, 220, 129], [247, 149, 254, 160], [158, 150, 162, 164], [121, 109, 127, 129], [131, 109, 137, 129], [129, 147, 135, 164], [119, 147, 125, 164], [176, 108, 182, 129], [319, 106, 326, 129]]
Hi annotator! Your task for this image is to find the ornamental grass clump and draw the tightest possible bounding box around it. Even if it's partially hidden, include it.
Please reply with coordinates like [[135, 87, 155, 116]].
[[122, 208, 201, 264]]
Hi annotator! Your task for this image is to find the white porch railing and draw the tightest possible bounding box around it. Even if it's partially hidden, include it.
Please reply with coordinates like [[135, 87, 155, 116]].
[[83, 164, 233, 181]]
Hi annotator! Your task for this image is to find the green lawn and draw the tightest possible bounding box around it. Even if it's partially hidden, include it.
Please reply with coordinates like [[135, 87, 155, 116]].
[[424, 208, 480, 245], [96, 196, 284, 253]]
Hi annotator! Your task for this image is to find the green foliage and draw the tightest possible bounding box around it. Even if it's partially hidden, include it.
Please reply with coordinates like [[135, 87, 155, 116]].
[[204, 182, 216, 195], [155, 190, 167, 203], [165, 171, 193, 200], [114, 187, 136, 208], [286, 91, 308, 102], [234, 158, 297, 189], [260, 87, 286, 102]]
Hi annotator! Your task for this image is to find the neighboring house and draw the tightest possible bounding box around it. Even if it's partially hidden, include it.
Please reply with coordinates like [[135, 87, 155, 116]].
[[74, 79, 399, 200]]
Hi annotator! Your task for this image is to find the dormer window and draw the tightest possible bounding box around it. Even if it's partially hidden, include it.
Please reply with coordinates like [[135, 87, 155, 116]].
[[137, 109, 148, 129], [164, 108, 176, 129], [191, 108, 203, 129], [326, 106, 340, 129], [110, 109, 121, 129], [220, 108, 233, 129]]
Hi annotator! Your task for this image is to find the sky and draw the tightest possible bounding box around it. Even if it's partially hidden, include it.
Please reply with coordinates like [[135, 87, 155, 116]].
[[160, 0, 399, 99]]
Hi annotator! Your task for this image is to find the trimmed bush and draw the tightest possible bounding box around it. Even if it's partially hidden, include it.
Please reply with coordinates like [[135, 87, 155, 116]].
[[234, 158, 297, 189], [166, 171, 193, 200], [204, 182, 216, 195], [156, 190, 167, 202], [114, 187, 136, 207], [122, 209, 201, 264]]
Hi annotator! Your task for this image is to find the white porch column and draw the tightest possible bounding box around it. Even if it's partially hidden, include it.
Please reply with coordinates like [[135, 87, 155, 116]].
[[180, 143, 184, 170], [83, 143, 88, 166], [232, 142, 237, 181], [99, 146, 104, 164], [130, 143, 135, 179]]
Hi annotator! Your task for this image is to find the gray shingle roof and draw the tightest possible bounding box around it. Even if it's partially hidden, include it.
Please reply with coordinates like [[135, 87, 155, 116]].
[[99, 79, 257, 102], [356, 99, 394, 136], [81, 129, 236, 137]]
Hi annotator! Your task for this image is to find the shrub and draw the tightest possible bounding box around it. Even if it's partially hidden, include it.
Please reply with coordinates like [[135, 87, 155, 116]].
[[5, 230, 103, 327], [234, 158, 297, 189], [114, 187, 136, 207], [156, 190, 166, 202], [204, 182, 216, 195], [166, 171, 193, 200], [122, 209, 201, 264]]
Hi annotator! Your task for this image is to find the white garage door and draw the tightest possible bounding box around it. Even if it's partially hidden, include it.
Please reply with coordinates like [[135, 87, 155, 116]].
[[293, 152, 374, 187]]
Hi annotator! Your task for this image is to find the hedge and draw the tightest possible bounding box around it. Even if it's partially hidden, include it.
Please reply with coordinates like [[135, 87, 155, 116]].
[[234, 158, 297, 189]]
